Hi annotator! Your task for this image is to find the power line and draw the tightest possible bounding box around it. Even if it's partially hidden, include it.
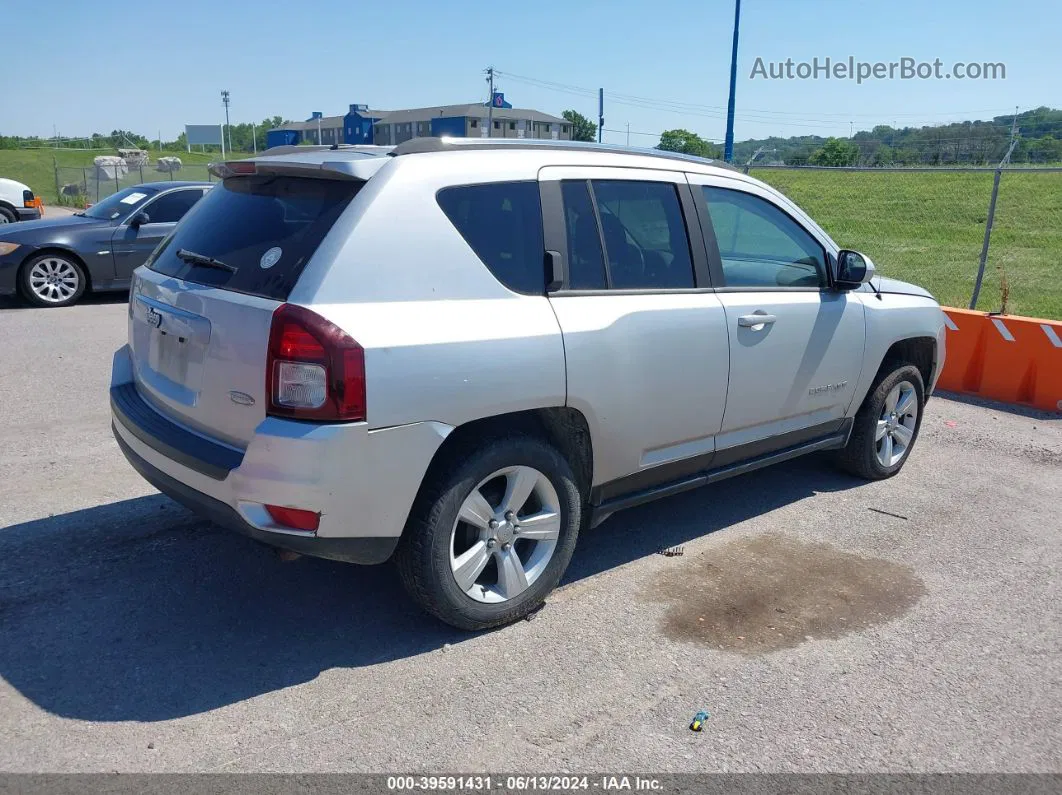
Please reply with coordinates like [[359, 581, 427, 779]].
[[493, 68, 1020, 124]]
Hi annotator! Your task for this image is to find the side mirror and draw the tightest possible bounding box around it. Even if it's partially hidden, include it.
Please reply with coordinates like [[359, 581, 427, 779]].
[[130, 211, 150, 227], [835, 249, 876, 290]]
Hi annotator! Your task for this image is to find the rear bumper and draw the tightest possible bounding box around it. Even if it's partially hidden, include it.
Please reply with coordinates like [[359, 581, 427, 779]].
[[109, 344, 451, 563], [113, 428, 400, 564]]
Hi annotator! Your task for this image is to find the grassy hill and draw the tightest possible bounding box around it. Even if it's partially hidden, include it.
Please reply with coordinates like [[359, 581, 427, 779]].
[[754, 168, 1062, 319]]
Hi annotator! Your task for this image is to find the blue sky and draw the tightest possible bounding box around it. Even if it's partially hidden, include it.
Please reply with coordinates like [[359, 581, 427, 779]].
[[2, 0, 1056, 145]]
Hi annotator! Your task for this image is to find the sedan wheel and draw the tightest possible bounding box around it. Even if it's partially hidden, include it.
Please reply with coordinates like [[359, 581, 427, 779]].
[[21, 254, 86, 307]]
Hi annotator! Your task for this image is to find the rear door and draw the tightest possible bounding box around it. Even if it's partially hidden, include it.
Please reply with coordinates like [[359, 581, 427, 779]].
[[129, 173, 362, 448], [685, 174, 866, 453], [540, 166, 730, 496], [112, 187, 207, 281]]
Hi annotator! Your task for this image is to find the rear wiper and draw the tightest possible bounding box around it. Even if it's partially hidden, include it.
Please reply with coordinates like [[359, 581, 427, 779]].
[[176, 248, 236, 273]]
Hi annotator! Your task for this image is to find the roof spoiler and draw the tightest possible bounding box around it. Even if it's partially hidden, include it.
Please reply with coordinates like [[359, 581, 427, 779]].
[[209, 156, 389, 181]]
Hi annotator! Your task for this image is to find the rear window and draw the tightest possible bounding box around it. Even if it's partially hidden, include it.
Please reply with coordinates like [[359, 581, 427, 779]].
[[436, 181, 545, 295], [147, 175, 360, 300]]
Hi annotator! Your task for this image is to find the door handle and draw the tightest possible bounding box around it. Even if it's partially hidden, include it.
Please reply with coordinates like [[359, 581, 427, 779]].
[[738, 313, 777, 328]]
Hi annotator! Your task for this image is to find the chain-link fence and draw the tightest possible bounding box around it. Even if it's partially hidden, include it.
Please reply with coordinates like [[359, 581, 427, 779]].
[[53, 161, 217, 207], [748, 165, 1062, 319]]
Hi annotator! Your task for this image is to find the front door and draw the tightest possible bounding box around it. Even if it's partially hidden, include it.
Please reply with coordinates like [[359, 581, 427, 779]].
[[112, 188, 206, 281], [687, 176, 866, 454]]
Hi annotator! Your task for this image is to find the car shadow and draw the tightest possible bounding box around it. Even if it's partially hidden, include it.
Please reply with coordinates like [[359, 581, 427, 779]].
[[0, 454, 861, 722], [0, 292, 128, 311]]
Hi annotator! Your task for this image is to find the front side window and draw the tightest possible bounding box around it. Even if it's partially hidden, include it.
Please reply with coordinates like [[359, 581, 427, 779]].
[[591, 180, 695, 289], [437, 182, 545, 295], [702, 187, 827, 288]]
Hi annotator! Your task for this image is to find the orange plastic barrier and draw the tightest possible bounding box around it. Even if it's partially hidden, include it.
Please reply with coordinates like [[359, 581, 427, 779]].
[[937, 307, 1062, 412]]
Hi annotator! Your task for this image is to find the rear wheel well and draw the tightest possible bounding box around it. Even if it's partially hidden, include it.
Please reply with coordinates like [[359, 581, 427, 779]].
[[416, 408, 594, 506], [878, 337, 936, 390], [18, 248, 92, 295]]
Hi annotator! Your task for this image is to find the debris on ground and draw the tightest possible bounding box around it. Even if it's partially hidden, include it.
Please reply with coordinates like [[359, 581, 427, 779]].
[[689, 710, 709, 732], [659, 545, 685, 557], [868, 507, 909, 520]]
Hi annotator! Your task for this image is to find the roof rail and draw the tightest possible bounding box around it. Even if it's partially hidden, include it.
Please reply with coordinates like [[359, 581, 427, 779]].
[[389, 136, 735, 169]]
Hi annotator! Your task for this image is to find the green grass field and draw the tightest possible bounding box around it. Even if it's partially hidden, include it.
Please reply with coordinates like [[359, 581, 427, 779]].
[[3, 149, 1058, 318], [0, 147, 233, 201], [754, 168, 1062, 319]]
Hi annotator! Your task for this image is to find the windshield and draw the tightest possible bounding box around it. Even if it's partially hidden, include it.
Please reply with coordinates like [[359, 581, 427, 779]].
[[83, 187, 157, 220]]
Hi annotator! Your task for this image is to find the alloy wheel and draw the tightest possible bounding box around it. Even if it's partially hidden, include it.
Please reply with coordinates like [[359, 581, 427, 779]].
[[28, 257, 80, 304], [449, 465, 562, 604], [876, 380, 918, 467]]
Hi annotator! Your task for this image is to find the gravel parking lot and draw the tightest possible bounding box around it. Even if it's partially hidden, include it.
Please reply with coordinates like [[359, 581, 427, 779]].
[[0, 296, 1059, 774]]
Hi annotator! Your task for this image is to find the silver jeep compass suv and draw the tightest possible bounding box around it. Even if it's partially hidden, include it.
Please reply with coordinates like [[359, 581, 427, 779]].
[[110, 138, 946, 630]]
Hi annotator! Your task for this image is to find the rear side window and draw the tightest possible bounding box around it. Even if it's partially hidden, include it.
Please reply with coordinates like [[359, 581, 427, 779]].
[[591, 180, 694, 290], [147, 176, 360, 300], [142, 189, 205, 224], [437, 182, 545, 295], [560, 181, 606, 290]]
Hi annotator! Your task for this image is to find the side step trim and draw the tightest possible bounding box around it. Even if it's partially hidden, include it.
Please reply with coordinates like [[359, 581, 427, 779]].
[[590, 423, 851, 528]]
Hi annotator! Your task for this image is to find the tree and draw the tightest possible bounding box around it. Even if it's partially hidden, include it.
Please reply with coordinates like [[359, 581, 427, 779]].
[[808, 137, 859, 167], [562, 110, 596, 142], [657, 129, 721, 158]]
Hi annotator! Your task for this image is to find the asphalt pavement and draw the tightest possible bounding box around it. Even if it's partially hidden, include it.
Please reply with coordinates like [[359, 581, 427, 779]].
[[0, 297, 1059, 773]]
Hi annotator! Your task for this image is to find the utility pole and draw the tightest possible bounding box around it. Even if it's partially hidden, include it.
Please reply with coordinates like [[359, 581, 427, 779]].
[[723, 0, 741, 162], [626, 122, 630, 147], [221, 90, 231, 154], [486, 66, 495, 138], [598, 88, 604, 143], [849, 121, 854, 137], [252, 123, 257, 154]]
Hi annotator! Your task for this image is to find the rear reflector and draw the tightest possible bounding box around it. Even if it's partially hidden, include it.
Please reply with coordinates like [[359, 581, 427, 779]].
[[265, 504, 320, 532]]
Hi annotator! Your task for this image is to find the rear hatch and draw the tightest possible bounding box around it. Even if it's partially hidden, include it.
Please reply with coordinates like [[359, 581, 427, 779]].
[[128, 159, 374, 448]]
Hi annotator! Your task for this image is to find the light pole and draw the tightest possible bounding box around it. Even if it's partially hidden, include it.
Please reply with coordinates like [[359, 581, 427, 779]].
[[723, 0, 741, 162], [221, 90, 232, 154]]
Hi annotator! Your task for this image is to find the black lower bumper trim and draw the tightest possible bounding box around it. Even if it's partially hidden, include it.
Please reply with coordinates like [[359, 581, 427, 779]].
[[113, 425, 400, 565], [110, 382, 243, 480]]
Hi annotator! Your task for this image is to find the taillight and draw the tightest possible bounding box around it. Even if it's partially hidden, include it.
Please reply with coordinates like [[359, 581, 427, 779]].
[[266, 304, 366, 421]]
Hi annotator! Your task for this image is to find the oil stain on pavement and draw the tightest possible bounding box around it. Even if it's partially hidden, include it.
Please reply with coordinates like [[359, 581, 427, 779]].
[[645, 534, 925, 654]]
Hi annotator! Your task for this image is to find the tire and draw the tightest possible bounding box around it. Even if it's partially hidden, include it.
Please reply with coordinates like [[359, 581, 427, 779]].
[[0, 206, 16, 224], [396, 435, 583, 631], [20, 252, 87, 308], [836, 364, 925, 480]]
